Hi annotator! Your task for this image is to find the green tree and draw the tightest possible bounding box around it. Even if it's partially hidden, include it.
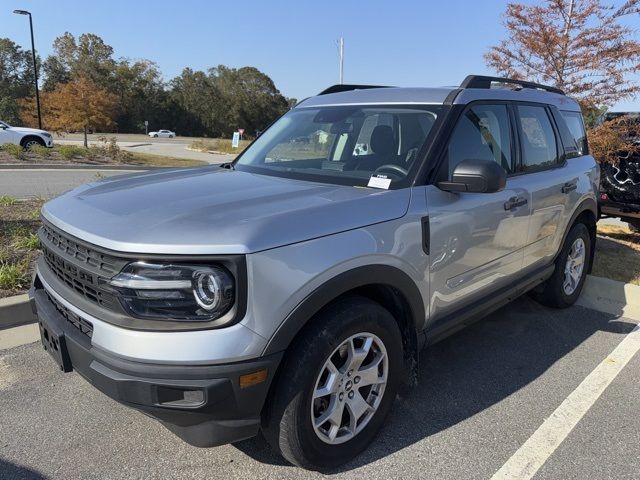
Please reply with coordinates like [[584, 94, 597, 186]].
[[46, 32, 116, 89], [113, 59, 167, 132], [169, 68, 219, 136], [212, 66, 290, 136], [0, 38, 37, 124]]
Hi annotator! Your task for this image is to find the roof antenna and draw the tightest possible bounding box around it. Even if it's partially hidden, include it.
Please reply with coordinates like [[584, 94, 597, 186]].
[[337, 37, 344, 84]]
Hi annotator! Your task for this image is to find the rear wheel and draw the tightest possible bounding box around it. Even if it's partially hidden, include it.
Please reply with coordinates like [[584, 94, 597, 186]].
[[531, 222, 591, 308], [261, 296, 403, 469]]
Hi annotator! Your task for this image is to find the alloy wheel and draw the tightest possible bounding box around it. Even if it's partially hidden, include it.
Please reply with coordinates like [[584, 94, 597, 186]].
[[563, 237, 586, 295], [311, 332, 388, 445]]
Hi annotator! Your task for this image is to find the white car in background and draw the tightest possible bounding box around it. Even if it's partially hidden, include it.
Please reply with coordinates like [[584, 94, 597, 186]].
[[148, 129, 176, 138], [0, 120, 54, 148]]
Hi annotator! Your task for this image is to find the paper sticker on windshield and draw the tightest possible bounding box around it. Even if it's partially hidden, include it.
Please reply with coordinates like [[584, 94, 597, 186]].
[[368, 174, 392, 189]]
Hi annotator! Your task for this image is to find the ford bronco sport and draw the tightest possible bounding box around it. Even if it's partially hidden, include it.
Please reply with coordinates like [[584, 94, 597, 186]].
[[30, 75, 599, 470]]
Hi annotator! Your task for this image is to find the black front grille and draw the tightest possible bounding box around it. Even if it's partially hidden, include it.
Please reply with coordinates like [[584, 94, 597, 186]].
[[40, 222, 121, 275], [46, 290, 93, 338], [42, 245, 118, 309], [38, 221, 126, 311]]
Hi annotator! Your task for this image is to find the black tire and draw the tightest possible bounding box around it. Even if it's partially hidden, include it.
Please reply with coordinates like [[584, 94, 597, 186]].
[[531, 222, 591, 308], [169, 135, 174, 138], [21, 136, 45, 150], [153, 134, 158, 138], [261, 296, 403, 470]]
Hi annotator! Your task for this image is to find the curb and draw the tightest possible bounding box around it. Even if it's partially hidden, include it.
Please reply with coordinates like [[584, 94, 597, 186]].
[[0, 294, 35, 330], [577, 275, 640, 321], [185, 146, 237, 156], [0, 164, 155, 171]]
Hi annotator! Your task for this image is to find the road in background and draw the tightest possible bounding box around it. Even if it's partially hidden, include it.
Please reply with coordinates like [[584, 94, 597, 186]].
[[0, 168, 144, 198], [54, 133, 214, 144]]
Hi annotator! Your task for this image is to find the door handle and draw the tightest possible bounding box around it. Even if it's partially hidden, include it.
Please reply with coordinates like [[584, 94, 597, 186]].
[[562, 182, 577, 193], [504, 196, 528, 210]]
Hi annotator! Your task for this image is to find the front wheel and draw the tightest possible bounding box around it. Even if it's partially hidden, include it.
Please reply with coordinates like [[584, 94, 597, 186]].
[[531, 222, 591, 308], [22, 137, 45, 150], [261, 296, 403, 470]]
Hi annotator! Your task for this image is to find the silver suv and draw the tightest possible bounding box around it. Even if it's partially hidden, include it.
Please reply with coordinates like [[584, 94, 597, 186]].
[[30, 76, 599, 470]]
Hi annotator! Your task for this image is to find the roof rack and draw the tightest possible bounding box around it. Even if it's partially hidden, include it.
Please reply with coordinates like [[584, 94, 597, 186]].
[[460, 75, 565, 95], [318, 84, 392, 95]]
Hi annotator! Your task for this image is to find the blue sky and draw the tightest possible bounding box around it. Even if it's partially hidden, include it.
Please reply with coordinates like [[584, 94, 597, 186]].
[[3, 0, 639, 110]]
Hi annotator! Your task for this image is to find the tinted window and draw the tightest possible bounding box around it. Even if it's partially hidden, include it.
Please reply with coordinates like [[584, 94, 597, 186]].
[[446, 104, 513, 176], [516, 106, 558, 170], [561, 111, 588, 155]]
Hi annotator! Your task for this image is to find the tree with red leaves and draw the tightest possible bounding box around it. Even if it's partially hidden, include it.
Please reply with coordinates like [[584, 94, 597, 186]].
[[486, 0, 640, 112]]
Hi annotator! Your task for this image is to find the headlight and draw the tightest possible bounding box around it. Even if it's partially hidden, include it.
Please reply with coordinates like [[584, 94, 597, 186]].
[[108, 262, 235, 321]]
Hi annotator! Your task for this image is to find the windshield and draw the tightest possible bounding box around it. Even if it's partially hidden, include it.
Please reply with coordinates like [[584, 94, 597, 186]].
[[235, 105, 442, 188]]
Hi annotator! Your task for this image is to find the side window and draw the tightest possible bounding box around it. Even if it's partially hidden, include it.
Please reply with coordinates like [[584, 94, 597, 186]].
[[446, 104, 513, 176], [561, 111, 588, 155], [516, 106, 559, 171]]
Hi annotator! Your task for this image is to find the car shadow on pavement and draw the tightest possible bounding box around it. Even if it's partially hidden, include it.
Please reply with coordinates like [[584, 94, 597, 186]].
[[233, 295, 636, 472], [0, 459, 49, 479]]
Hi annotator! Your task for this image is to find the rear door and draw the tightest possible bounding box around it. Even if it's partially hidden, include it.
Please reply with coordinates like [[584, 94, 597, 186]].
[[427, 103, 529, 323], [513, 104, 577, 269]]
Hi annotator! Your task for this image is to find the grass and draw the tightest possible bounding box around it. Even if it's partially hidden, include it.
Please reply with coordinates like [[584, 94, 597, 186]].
[[0, 195, 17, 206], [13, 232, 40, 250], [0, 143, 26, 160], [0, 263, 25, 290], [0, 199, 43, 297], [190, 138, 250, 154], [55, 144, 89, 160], [29, 144, 52, 158], [125, 152, 206, 167], [593, 223, 640, 285]]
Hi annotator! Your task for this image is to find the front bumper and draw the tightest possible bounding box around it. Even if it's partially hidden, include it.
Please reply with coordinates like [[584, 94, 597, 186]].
[[29, 277, 283, 447]]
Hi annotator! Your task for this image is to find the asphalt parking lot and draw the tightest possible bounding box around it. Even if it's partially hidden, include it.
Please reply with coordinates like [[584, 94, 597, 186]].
[[1, 291, 639, 480]]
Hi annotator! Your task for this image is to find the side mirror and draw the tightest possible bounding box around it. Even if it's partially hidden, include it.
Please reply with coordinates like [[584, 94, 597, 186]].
[[437, 159, 507, 193]]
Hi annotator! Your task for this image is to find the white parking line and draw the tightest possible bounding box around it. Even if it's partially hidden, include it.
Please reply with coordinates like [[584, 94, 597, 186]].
[[491, 322, 640, 480]]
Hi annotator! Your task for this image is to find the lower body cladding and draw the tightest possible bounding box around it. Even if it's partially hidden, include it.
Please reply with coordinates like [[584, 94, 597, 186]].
[[29, 276, 283, 447]]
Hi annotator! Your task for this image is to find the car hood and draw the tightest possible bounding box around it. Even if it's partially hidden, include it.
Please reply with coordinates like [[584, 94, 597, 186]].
[[10, 126, 49, 135], [42, 166, 411, 254]]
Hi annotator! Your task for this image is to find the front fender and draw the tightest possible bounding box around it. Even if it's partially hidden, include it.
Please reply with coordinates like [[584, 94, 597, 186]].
[[262, 263, 426, 355]]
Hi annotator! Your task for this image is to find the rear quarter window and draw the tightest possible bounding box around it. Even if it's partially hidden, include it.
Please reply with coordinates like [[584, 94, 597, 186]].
[[561, 111, 588, 155]]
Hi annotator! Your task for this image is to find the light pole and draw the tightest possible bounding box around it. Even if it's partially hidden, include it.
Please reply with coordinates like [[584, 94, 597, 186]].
[[13, 9, 42, 129]]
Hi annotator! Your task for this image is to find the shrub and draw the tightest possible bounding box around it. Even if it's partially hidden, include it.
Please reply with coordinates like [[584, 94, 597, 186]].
[[85, 145, 104, 161], [588, 117, 640, 165], [56, 144, 87, 160], [190, 139, 219, 152], [0, 195, 17, 206], [0, 143, 26, 160], [29, 144, 52, 158]]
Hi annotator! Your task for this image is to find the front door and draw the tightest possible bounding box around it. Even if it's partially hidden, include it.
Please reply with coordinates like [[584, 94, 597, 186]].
[[426, 103, 530, 326]]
